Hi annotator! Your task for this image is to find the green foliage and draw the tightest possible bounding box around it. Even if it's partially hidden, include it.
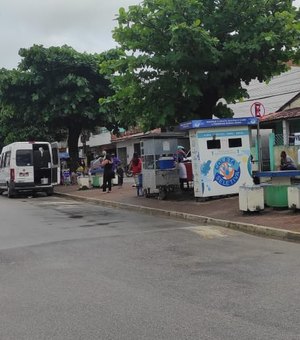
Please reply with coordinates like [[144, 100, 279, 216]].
[[0, 45, 112, 171], [100, 0, 300, 130]]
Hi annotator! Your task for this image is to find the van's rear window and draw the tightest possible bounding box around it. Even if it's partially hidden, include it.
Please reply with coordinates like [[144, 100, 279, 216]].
[[16, 150, 33, 166]]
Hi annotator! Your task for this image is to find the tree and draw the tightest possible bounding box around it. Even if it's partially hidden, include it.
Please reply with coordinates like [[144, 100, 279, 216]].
[[0, 45, 112, 171], [100, 0, 300, 130], [0, 71, 66, 147]]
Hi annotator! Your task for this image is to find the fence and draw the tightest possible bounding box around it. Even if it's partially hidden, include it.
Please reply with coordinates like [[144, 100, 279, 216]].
[[274, 134, 284, 146]]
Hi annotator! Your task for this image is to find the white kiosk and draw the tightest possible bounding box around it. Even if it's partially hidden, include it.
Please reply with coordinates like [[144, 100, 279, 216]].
[[180, 117, 258, 199]]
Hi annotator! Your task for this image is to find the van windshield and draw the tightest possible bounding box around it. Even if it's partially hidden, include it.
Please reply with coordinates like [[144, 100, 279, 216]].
[[16, 150, 33, 166]]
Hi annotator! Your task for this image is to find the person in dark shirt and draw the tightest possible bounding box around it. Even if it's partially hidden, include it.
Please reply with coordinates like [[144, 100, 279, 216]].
[[101, 154, 114, 193], [280, 151, 297, 170], [116, 165, 124, 187]]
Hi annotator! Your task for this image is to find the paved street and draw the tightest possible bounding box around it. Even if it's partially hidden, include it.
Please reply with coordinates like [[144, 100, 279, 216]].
[[0, 195, 300, 339], [55, 182, 300, 234]]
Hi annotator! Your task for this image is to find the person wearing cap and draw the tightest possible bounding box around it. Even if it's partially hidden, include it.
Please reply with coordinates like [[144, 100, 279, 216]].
[[175, 145, 187, 162]]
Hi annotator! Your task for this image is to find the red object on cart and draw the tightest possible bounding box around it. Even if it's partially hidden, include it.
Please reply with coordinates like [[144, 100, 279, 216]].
[[184, 162, 193, 181]]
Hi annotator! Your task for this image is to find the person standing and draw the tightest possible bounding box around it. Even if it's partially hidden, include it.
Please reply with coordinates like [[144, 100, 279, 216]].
[[174, 146, 187, 162], [111, 153, 121, 174], [178, 159, 189, 191], [130, 152, 143, 195], [101, 154, 114, 193], [116, 164, 124, 187]]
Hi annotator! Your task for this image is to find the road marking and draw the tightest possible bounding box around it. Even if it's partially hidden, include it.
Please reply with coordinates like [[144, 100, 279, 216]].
[[187, 226, 229, 239]]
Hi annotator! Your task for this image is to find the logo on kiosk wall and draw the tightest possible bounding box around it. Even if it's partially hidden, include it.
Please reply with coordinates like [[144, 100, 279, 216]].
[[213, 156, 241, 187]]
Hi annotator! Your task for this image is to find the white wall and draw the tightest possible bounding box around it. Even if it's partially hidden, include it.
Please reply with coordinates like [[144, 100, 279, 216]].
[[283, 97, 300, 110], [78, 131, 111, 148], [116, 140, 135, 164]]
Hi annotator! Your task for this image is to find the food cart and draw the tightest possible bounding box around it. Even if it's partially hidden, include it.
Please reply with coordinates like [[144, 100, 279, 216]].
[[140, 133, 189, 199], [180, 117, 258, 200]]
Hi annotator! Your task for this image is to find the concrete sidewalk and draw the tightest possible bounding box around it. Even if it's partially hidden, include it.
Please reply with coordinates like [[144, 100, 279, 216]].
[[54, 182, 300, 242]]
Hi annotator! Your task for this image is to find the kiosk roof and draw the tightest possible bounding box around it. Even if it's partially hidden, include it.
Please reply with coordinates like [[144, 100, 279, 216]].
[[180, 117, 258, 130]]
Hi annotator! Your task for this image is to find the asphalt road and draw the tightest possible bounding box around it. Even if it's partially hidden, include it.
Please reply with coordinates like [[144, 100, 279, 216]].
[[0, 194, 300, 340]]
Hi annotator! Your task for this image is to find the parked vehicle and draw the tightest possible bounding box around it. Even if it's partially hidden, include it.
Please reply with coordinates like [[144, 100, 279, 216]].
[[0, 141, 60, 198]]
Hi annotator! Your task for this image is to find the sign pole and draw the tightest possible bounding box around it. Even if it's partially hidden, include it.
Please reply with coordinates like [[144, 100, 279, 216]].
[[250, 102, 265, 173], [257, 120, 262, 172]]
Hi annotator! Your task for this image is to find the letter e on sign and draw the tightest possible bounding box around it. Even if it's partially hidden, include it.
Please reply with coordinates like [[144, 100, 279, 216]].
[[250, 102, 265, 118]]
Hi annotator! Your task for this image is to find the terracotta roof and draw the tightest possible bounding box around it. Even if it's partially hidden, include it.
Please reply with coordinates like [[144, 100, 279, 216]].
[[139, 131, 187, 139], [111, 132, 144, 142], [112, 128, 161, 142], [259, 107, 300, 122]]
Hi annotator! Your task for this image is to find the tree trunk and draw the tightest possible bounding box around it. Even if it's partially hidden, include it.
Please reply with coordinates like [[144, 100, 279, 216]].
[[197, 89, 218, 119], [67, 125, 82, 173]]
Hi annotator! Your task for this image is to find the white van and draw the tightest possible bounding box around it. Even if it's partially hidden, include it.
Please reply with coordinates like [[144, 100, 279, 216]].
[[0, 141, 60, 198]]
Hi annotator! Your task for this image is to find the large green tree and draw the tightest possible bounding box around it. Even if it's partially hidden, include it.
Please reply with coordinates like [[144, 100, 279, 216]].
[[100, 0, 300, 130], [0, 45, 112, 171]]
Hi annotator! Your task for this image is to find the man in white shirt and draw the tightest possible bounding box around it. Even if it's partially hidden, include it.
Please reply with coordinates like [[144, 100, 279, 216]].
[[178, 159, 188, 191]]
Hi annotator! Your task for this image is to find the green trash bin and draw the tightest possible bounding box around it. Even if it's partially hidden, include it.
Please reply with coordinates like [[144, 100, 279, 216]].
[[92, 175, 100, 188], [264, 185, 289, 208]]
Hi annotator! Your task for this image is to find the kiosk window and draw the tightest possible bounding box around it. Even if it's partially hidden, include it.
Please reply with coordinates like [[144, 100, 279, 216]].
[[207, 139, 221, 149], [143, 155, 155, 169], [229, 138, 242, 148]]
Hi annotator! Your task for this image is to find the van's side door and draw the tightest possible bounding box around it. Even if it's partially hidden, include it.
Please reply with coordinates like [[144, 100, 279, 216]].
[[1, 151, 12, 187], [51, 142, 60, 185], [0, 153, 5, 187]]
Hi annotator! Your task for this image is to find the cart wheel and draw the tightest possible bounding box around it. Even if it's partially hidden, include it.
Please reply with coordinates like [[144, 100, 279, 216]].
[[158, 189, 167, 200]]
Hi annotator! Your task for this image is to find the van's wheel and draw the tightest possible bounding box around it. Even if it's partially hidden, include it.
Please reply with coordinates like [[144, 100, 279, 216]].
[[7, 184, 15, 198]]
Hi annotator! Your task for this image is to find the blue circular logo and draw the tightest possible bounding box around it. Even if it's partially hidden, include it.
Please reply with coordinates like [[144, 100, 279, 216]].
[[213, 156, 241, 187]]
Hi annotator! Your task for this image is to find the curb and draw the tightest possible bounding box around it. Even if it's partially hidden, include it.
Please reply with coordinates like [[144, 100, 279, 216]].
[[55, 192, 300, 243]]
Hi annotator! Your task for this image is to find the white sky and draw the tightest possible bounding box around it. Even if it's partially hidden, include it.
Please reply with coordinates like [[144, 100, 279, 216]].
[[0, 0, 299, 70]]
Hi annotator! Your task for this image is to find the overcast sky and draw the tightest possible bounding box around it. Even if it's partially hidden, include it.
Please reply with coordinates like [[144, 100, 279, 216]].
[[1, 0, 300, 70]]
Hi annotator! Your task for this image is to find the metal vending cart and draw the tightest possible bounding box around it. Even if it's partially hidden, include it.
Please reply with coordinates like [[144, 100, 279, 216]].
[[140, 133, 188, 199], [180, 117, 258, 200]]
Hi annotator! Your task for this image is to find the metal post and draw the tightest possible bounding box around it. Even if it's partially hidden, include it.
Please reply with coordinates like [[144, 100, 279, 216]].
[[257, 121, 262, 172]]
